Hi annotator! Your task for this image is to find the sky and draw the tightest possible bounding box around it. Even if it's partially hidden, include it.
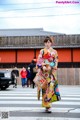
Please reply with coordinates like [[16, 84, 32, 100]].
[[0, 0, 80, 34]]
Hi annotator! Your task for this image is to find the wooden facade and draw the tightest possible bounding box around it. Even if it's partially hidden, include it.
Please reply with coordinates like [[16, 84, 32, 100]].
[[13, 68, 80, 85], [0, 35, 80, 47], [0, 35, 80, 65], [0, 33, 80, 85], [57, 68, 80, 85]]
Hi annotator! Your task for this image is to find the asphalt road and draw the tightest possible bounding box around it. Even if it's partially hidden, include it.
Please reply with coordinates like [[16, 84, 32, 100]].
[[0, 85, 80, 120]]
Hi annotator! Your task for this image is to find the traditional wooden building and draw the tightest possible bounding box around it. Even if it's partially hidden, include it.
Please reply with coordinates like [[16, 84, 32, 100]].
[[0, 28, 80, 85]]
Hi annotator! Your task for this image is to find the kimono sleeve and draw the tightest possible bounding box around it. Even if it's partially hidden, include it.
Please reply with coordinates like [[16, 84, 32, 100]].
[[52, 50, 58, 70], [36, 49, 44, 68]]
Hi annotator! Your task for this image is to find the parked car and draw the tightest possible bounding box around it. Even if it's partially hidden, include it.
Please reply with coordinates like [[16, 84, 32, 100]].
[[0, 70, 15, 90]]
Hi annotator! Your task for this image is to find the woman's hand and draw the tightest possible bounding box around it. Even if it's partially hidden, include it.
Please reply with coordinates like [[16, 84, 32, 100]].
[[43, 66, 47, 71], [43, 65, 51, 71], [53, 66, 57, 70]]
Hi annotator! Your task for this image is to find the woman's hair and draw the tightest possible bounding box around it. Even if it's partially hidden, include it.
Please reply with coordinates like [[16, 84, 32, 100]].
[[44, 36, 52, 43]]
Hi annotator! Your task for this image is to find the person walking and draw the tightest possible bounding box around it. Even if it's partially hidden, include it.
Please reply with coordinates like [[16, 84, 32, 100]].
[[11, 66, 19, 88], [28, 59, 37, 88], [34, 36, 61, 113], [26, 67, 31, 87], [20, 67, 27, 88]]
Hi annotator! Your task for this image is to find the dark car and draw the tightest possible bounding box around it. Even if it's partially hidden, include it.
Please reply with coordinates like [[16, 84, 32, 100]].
[[0, 70, 15, 90]]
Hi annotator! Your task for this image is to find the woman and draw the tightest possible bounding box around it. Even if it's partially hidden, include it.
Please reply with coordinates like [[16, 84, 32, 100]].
[[34, 36, 61, 113]]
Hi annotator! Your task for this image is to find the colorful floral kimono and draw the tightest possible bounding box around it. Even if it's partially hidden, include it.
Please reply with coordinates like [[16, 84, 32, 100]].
[[34, 47, 61, 108]]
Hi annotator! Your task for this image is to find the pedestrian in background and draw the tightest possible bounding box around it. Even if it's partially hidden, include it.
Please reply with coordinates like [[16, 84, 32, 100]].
[[11, 66, 19, 88], [26, 67, 31, 87], [34, 36, 61, 113], [28, 59, 37, 88], [20, 67, 27, 88]]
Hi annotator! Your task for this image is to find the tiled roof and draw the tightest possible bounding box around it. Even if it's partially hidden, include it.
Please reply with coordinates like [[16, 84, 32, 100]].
[[0, 28, 64, 37]]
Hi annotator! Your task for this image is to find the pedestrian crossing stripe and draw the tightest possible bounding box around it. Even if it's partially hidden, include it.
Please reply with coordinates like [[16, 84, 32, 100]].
[[0, 93, 80, 97], [0, 97, 80, 101], [0, 86, 80, 119], [0, 107, 80, 113], [3, 117, 80, 120], [0, 101, 80, 105]]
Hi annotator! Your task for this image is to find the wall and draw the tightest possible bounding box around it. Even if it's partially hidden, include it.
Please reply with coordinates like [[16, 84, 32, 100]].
[[57, 68, 80, 85], [0, 50, 16, 63], [16, 68, 80, 85], [0, 68, 80, 85]]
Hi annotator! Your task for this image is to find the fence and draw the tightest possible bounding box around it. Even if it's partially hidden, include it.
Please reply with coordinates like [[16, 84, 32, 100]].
[[57, 68, 80, 85], [17, 68, 80, 85], [0, 68, 80, 85]]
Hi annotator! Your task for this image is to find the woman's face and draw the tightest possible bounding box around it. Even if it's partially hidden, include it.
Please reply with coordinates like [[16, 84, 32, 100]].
[[44, 40, 52, 49]]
